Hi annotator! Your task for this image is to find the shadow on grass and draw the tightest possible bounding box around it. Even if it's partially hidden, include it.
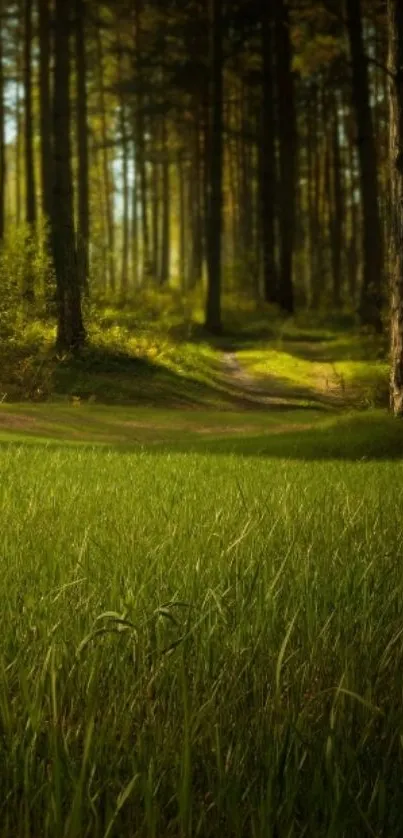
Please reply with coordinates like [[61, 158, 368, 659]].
[[1, 413, 402, 462], [52, 346, 333, 411]]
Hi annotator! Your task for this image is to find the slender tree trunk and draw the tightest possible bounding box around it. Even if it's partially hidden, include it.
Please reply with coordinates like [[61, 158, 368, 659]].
[[260, 0, 278, 303], [388, 0, 403, 415], [96, 29, 115, 294], [117, 39, 129, 299], [131, 146, 139, 288], [133, 0, 150, 283], [205, 0, 223, 335], [151, 152, 160, 280], [120, 110, 129, 299], [38, 0, 52, 221], [15, 10, 22, 228], [330, 92, 343, 308], [160, 113, 170, 285], [190, 107, 204, 286], [274, 0, 296, 314], [51, 0, 85, 350], [75, 0, 90, 292], [178, 155, 186, 290], [23, 0, 36, 302], [347, 0, 383, 331], [0, 3, 5, 241]]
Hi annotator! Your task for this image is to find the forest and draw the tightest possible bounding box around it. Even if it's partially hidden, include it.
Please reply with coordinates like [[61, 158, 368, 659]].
[[1, 0, 403, 836]]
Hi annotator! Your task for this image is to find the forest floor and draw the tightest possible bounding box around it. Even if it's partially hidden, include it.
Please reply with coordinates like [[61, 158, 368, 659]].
[[0, 300, 392, 449], [1, 304, 403, 837]]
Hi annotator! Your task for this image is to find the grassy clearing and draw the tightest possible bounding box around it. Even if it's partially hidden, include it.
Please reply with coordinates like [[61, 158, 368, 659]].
[[0, 416, 403, 836], [0, 295, 388, 409], [237, 329, 388, 407], [1, 301, 401, 835]]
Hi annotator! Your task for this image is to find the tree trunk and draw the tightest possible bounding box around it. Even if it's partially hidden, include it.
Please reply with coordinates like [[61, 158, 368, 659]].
[[205, 0, 223, 335], [151, 151, 160, 280], [347, 0, 383, 331], [23, 0, 36, 302], [117, 40, 129, 299], [51, 0, 85, 350], [131, 146, 139, 288], [75, 0, 90, 292], [38, 0, 52, 221], [178, 155, 187, 290], [260, 0, 278, 304], [0, 2, 5, 241], [388, 0, 403, 415], [330, 92, 343, 308], [274, 0, 296, 314], [160, 113, 170, 285], [96, 28, 115, 294]]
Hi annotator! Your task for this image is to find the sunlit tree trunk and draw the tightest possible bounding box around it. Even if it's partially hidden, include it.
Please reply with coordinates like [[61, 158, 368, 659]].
[[388, 0, 403, 415]]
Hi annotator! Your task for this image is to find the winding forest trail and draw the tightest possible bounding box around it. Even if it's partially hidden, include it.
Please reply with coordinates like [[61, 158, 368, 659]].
[[221, 350, 343, 409]]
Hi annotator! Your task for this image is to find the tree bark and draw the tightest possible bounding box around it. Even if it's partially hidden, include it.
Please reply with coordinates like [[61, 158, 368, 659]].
[[51, 0, 85, 350], [274, 0, 296, 314], [160, 113, 170, 285], [23, 0, 36, 302], [0, 2, 6, 241], [260, 0, 278, 304], [347, 0, 383, 331], [96, 28, 115, 294], [75, 0, 90, 292], [330, 92, 343, 308], [388, 0, 403, 415], [205, 0, 223, 335], [38, 0, 52, 221]]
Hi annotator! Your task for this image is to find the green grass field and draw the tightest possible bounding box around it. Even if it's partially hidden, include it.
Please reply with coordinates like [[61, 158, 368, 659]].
[[1, 309, 403, 836]]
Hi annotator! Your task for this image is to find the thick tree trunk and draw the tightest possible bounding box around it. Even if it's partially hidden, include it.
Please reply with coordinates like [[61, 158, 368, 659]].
[[260, 0, 278, 304], [51, 0, 85, 350], [38, 0, 52, 221], [347, 0, 383, 331], [388, 0, 403, 415], [274, 0, 296, 314], [75, 0, 90, 292], [205, 0, 223, 335]]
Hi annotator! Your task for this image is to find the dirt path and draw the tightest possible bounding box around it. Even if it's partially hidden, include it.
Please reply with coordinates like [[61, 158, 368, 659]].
[[221, 351, 336, 409]]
